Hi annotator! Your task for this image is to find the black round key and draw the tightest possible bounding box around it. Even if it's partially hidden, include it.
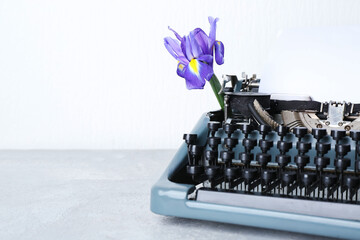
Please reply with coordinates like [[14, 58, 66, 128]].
[[314, 156, 330, 170], [293, 127, 308, 139], [331, 130, 346, 141], [183, 134, 197, 144], [276, 154, 291, 168], [276, 125, 289, 137], [256, 153, 271, 167], [300, 172, 317, 186], [277, 141, 293, 153], [205, 166, 220, 179], [204, 150, 217, 161], [344, 176, 360, 189], [207, 137, 221, 149], [207, 121, 221, 131], [322, 174, 337, 187], [294, 155, 310, 168], [282, 171, 296, 186], [259, 139, 273, 152], [239, 152, 253, 165], [335, 158, 351, 171], [224, 138, 238, 149], [243, 138, 257, 149], [240, 124, 253, 134], [350, 131, 360, 141], [259, 124, 272, 135], [316, 142, 331, 154], [335, 144, 351, 156], [225, 167, 241, 180], [296, 142, 311, 153], [242, 168, 258, 183], [220, 151, 234, 162], [189, 145, 203, 156], [262, 170, 277, 184], [187, 165, 204, 175], [312, 128, 327, 140], [224, 124, 237, 136]]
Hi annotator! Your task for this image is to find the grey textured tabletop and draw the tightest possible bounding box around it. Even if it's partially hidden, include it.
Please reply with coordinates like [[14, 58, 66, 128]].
[[0, 150, 333, 240]]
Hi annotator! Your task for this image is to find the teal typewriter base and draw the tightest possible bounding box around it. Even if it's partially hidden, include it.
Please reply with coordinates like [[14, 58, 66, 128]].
[[150, 113, 360, 239]]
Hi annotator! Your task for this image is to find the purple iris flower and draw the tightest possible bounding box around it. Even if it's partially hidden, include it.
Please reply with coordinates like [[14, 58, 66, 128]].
[[164, 17, 225, 90]]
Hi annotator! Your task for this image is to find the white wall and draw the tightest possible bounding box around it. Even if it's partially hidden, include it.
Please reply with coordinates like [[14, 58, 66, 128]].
[[1, 0, 360, 149]]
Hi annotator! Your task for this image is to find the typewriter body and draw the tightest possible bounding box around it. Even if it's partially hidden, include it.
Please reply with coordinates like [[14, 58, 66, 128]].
[[151, 73, 360, 239]]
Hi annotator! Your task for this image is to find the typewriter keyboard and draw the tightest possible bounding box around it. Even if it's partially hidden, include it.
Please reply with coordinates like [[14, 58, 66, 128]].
[[182, 122, 360, 214]]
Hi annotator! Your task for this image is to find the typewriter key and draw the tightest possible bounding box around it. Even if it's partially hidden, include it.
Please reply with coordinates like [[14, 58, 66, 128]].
[[276, 125, 289, 139], [208, 121, 221, 137], [316, 142, 331, 155], [277, 141, 292, 154], [312, 128, 327, 140], [242, 168, 258, 183], [207, 137, 221, 150], [204, 150, 218, 165], [183, 134, 197, 145], [239, 152, 253, 166], [334, 158, 351, 171], [294, 155, 310, 170], [293, 127, 308, 140], [276, 155, 291, 168], [205, 166, 221, 180], [225, 167, 241, 181], [322, 174, 337, 188], [240, 124, 253, 138], [282, 171, 296, 187], [314, 156, 330, 170], [262, 170, 277, 185], [258, 124, 271, 139], [259, 139, 273, 153], [221, 151, 234, 166], [331, 130, 346, 142], [344, 176, 360, 190], [223, 123, 237, 137], [224, 137, 238, 150], [256, 153, 271, 168], [296, 142, 311, 154], [335, 144, 351, 157]]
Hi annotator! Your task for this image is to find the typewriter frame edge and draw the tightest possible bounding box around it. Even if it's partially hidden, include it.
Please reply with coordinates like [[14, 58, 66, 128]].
[[150, 112, 360, 239]]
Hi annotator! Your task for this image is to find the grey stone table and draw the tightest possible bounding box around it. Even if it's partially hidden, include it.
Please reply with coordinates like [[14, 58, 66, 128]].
[[0, 150, 334, 240]]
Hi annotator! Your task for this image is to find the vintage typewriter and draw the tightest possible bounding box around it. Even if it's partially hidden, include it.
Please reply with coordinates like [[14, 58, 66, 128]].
[[151, 73, 360, 239]]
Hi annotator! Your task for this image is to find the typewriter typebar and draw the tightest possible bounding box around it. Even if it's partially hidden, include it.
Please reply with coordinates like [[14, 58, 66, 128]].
[[151, 74, 360, 239]]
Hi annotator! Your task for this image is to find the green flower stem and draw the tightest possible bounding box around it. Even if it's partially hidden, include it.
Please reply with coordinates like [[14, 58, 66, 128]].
[[209, 74, 224, 110]]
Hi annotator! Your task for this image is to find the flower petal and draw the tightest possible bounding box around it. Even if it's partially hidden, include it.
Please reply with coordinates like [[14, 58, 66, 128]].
[[198, 54, 213, 65], [189, 31, 203, 58], [208, 16, 219, 49], [183, 35, 194, 60], [168, 26, 183, 41], [184, 59, 214, 89], [164, 37, 189, 64], [191, 28, 211, 54], [177, 62, 186, 78], [214, 40, 224, 65]]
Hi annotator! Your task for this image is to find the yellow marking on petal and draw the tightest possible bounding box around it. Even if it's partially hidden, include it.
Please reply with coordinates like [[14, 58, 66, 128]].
[[217, 41, 221, 45], [189, 59, 199, 75], [178, 64, 184, 71]]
